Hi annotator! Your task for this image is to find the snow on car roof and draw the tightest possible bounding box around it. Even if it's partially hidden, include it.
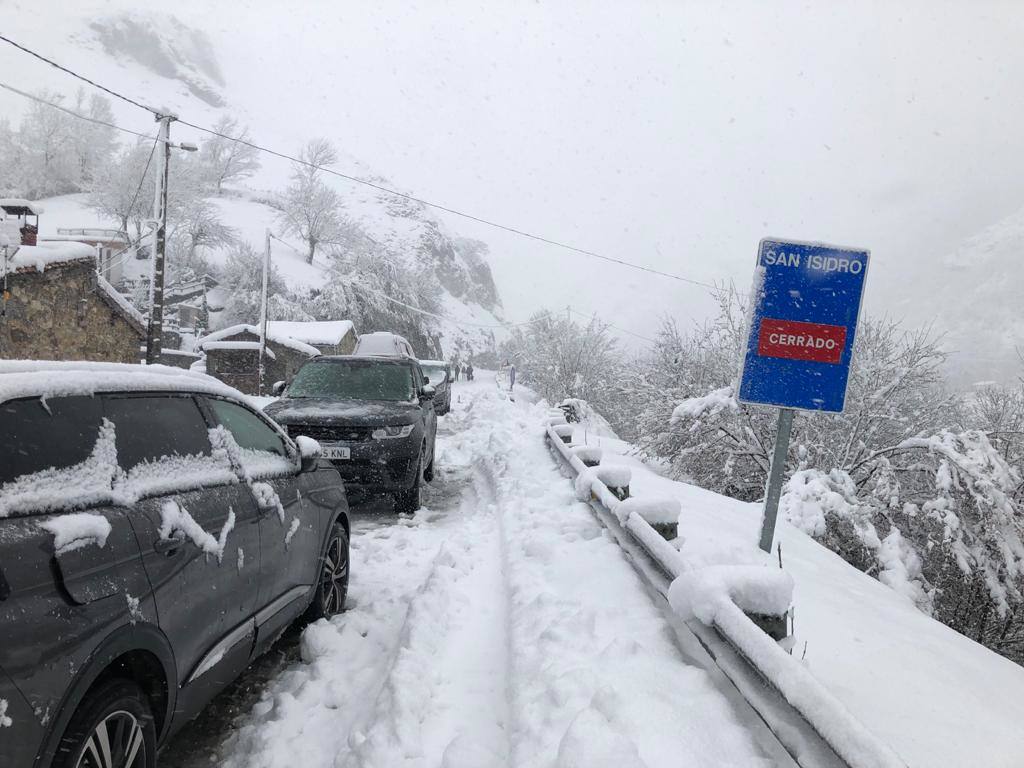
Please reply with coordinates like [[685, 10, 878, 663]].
[[0, 360, 246, 403], [353, 331, 413, 356]]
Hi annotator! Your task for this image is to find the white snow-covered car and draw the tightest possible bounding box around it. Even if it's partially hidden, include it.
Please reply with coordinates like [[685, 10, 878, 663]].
[[352, 331, 416, 359]]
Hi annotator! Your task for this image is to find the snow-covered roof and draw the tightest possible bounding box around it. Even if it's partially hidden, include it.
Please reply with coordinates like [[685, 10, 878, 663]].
[[197, 324, 320, 357], [0, 198, 43, 215], [206, 286, 229, 310], [0, 360, 245, 404], [6, 241, 96, 273], [265, 320, 355, 346], [202, 340, 276, 359]]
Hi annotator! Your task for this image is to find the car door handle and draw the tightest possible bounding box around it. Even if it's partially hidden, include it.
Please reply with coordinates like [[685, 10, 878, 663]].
[[154, 532, 187, 555]]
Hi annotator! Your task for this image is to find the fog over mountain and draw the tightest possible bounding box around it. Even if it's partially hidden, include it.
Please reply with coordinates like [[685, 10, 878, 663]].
[[3, 0, 1024, 382]]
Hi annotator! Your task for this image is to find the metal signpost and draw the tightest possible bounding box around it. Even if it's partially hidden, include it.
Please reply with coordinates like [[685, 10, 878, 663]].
[[738, 238, 870, 552]]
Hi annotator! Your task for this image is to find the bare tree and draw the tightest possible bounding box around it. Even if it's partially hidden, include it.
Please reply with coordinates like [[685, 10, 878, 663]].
[[199, 116, 261, 193], [275, 138, 342, 264]]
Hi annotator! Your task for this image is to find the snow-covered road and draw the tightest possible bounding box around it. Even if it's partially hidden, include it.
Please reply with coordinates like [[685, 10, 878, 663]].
[[163, 380, 786, 767]]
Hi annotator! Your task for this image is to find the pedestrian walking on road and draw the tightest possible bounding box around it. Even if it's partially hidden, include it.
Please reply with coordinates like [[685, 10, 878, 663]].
[[466, 363, 474, 381]]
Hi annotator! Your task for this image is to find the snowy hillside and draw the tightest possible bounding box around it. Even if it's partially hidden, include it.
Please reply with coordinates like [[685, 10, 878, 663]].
[[2, 6, 510, 359], [893, 204, 1024, 384], [572, 421, 1024, 768], [35, 191, 508, 358]]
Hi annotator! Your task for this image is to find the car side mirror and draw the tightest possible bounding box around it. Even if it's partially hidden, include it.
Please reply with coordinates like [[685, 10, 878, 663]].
[[295, 435, 322, 472], [423, 375, 430, 384], [272, 380, 287, 396], [419, 384, 436, 401]]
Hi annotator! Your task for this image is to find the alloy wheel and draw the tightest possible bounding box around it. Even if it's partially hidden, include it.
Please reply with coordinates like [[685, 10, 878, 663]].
[[320, 532, 349, 616], [75, 710, 146, 768]]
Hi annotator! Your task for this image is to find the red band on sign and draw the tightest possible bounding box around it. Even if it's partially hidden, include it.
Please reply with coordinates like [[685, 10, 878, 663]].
[[757, 318, 847, 364]]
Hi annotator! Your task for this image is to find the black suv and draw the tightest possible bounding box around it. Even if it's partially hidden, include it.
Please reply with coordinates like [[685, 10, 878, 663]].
[[265, 355, 437, 513], [0, 362, 350, 768]]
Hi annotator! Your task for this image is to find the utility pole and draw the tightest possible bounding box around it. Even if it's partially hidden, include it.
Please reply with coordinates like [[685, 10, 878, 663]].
[[258, 229, 271, 395], [145, 115, 172, 365]]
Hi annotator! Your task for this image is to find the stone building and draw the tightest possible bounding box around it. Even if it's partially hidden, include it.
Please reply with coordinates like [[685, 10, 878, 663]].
[[263, 320, 357, 355], [0, 243, 146, 363], [196, 321, 357, 394]]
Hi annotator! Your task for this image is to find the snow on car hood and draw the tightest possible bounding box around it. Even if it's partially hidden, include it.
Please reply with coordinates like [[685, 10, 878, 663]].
[[264, 397, 421, 427]]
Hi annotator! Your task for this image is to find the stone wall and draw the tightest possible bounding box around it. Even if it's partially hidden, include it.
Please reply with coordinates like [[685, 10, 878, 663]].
[[0, 259, 144, 363]]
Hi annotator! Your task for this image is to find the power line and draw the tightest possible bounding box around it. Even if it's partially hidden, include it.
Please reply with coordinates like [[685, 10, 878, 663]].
[[0, 34, 160, 115], [0, 33, 716, 288], [0, 82, 158, 143], [183, 115, 716, 288], [269, 233, 544, 330], [568, 308, 657, 344]]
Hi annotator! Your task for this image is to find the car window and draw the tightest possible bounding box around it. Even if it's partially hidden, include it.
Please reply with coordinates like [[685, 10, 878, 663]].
[[0, 396, 103, 484], [103, 395, 212, 470], [205, 397, 289, 457], [422, 365, 447, 384], [287, 360, 416, 401]]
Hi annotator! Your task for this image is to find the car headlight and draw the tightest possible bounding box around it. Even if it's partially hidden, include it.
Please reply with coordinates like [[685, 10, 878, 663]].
[[372, 424, 415, 439]]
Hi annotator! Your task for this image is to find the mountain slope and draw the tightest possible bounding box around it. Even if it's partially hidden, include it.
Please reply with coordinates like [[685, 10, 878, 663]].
[[2, 6, 508, 360]]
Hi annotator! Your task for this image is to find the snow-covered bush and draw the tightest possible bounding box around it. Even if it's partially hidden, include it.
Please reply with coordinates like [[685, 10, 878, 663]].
[[500, 311, 621, 419], [619, 286, 1024, 663]]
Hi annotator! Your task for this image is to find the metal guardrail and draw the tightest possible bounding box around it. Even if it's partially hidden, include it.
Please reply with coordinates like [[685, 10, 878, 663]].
[[544, 418, 906, 768]]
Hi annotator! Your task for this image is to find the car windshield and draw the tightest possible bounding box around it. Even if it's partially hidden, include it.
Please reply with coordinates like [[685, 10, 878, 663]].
[[286, 360, 415, 401], [422, 365, 447, 385]]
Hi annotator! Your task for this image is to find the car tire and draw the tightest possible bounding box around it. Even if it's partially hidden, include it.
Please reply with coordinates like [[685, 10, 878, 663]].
[[305, 522, 349, 621], [423, 444, 436, 483], [52, 678, 156, 768], [394, 457, 422, 514]]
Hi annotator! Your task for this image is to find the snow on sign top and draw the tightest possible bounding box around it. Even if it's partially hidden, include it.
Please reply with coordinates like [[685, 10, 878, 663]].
[[738, 238, 870, 413]]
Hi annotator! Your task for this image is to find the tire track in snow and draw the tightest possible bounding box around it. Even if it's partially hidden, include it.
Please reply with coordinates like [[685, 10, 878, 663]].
[[210, 382, 511, 768], [345, 385, 514, 768], [481, 393, 779, 768], [346, 469, 512, 768]]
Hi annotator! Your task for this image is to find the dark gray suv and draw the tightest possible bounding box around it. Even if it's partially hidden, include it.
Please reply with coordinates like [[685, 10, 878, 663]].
[[0, 362, 350, 768], [265, 355, 437, 514]]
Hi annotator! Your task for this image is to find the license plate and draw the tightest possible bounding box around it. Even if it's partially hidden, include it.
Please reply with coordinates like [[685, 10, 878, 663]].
[[321, 445, 351, 460]]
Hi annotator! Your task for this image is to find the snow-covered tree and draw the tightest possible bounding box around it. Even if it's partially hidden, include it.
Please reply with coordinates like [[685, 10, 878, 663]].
[[15, 90, 79, 198], [501, 311, 621, 414], [68, 89, 117, 189], [639, 287, 1024, 661], [216, 242, 312, 326], [275, 138, 342, 264], [88, 140, 158, 238], [199, 116, 260, 194]]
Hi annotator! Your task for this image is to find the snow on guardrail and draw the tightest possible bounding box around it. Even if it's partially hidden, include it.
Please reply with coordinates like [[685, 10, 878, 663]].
[[544, 417, 906, 768]]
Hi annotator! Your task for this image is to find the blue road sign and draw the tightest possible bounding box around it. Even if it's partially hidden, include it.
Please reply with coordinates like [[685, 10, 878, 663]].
[[738, 238, 870, 413]]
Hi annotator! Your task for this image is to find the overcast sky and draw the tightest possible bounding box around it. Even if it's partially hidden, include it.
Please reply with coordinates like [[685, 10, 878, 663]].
[[5, 0, 1024, 375]]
